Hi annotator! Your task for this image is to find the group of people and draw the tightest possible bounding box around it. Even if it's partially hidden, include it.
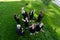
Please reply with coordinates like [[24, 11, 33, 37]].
[[14, 5, 44, 36]]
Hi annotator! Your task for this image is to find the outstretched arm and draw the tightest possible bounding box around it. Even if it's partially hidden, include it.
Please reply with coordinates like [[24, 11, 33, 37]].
[[22, 19, 26, 22]]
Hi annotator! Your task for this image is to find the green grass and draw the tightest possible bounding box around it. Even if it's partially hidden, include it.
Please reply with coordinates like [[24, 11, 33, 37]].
[[0, 1, 60, 40]]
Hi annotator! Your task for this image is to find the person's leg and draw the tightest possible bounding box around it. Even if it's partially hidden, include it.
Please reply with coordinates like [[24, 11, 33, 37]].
[[30, 33, 33, 35], [35, 31, 38, 33], [25, 23, 29, 30], [30, 30, 34, 35], [33, 33, 35, 35], [40, 28, 44, 32], [30, 33, 35, 35]]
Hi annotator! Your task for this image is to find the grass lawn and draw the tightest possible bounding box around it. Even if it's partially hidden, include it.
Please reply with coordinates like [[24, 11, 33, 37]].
[[0, 0, 60, 40]]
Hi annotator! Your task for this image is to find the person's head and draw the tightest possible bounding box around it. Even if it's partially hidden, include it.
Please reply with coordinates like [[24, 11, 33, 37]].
[[40, 10, 44, 14], [17, 24, 21, 26], [40, 22, 44, 26], [17, 24, 21, 29], [14, 14, 18, 17], [25, 17, 28, 20], [32, 23, 35, 27], [14, 14, 19, 19], [40, 11, 44, 16], [22, 6, 24, 10], [16, 16, 19, 19]]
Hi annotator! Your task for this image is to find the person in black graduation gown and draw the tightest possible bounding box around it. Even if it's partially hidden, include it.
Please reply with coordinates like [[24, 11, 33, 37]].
[[21, 6, 28, 20], [16, 24, 24, 36], [35, 22, 44, 33], [29, 10, 34, 20], [22, 17, 29, 29], [14, 14, 20, 24], [29, 23, 36, 35], [35, 23, 40, 33], [37, 11, 44, 22]]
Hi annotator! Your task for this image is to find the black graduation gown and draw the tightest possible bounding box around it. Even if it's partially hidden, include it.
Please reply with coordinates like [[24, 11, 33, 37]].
[[16, 27, 24, 36], [36, 25, 44, 31], [22, 12, 28, 20], [24, 20, 29, 28], [37, 14, 44, 22], [36, 25, 40, 31]]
